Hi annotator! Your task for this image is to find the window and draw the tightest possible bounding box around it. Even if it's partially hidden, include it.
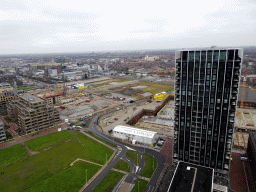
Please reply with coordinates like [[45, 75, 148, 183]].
[[217, 99, 221, 103], [206, 75, 210, 80], [224, 99, 228, 103], [182, 91, 185, 95], [212, 81, 216, 86]]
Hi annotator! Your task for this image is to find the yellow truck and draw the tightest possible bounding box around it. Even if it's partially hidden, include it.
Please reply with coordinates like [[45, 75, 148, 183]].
[[154, 92, 167, 99]]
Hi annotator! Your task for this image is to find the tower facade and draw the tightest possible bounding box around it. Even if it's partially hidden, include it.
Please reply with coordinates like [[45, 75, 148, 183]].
[[173, 48, 243, 176]]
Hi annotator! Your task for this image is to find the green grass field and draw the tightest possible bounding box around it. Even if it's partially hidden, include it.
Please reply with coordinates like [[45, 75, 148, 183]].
[[91, 170, 124, 192], [91, 82, 110, 88], [17, 87, 38, 91], [0, 130, 113, 192], [126, 150, 139, 166], [85, 131, 116, 148], [130, 81, 174, 97], [0, 144, 27, 166], [111, 78, 130, 83], [26, 161, 100, 192], [131, 178, 148, 192], [24, 131, 74, 151], [114, 159, 130, 172], [141, 153, 157, 178]]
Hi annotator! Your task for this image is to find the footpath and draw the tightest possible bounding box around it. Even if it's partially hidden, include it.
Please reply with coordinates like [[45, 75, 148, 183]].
[[78, 131, 117, 192]]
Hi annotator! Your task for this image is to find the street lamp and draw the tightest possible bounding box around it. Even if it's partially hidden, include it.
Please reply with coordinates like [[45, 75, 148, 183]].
[[137, 153, 138, 166], [86, 169, 87, 183], [106, 154, 107, 164], [138, 180, 140, 192]]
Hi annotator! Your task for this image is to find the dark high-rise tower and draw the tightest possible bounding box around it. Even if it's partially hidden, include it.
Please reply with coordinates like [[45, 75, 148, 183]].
[[173, 48, 243, 177]]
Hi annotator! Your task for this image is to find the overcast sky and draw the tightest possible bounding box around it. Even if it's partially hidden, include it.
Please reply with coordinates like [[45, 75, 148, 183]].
[[1, 0, 256, 54]]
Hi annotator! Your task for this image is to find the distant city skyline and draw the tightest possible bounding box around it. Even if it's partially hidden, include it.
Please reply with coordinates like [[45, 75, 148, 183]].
[[1, 0, 256, 54]]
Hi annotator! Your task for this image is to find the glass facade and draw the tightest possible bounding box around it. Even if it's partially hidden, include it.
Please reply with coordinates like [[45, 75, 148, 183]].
[[174, 49, 243, 176]]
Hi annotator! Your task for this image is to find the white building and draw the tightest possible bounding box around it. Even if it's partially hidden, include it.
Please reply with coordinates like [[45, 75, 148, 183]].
[[113, 125, 158, 145], [49, 69, 57, 76], [144, 55, 159, 61]]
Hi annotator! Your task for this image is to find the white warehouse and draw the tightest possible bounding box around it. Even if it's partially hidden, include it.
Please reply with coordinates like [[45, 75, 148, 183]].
[[113, 125, 158, 145]]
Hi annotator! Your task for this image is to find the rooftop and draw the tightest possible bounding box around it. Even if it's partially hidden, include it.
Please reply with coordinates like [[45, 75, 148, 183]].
[[21, 94, 44, 103], [176, 47, 243, 51], [168, 161, 214, 192], [113, 125, 157, 139]]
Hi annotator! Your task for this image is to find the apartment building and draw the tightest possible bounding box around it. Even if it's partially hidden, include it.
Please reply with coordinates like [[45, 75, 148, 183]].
[[174, 48, 243, 178], [0, 83, 25, 113], [7, 94, 61, 134], [0, 120, 6, 142]]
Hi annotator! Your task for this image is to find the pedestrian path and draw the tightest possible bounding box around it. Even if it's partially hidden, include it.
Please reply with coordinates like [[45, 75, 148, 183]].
[[229, 153, 248, 192], [160, 139, 173, 164], [117, 181, 134, 192]]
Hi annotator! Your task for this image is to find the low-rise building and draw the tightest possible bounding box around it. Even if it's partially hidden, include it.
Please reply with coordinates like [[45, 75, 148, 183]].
[[0, 83, 25, 113], [7, 94, 61, 134], [113, 125, 158, 145]]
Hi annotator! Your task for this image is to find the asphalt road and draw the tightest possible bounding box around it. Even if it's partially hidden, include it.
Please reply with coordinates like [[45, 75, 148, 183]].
[[83, 112, 165, 192]]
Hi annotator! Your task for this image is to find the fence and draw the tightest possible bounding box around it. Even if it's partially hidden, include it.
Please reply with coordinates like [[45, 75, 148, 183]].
[[126, 95, 174, 126]]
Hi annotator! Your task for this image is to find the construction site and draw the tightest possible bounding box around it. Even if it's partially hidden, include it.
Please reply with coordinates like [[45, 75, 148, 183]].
[[1, 72, 256, 151], [20, 78, 148, 123]]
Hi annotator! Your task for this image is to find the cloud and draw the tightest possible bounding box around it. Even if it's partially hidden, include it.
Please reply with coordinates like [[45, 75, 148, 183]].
[[0, 0, 256, 54]]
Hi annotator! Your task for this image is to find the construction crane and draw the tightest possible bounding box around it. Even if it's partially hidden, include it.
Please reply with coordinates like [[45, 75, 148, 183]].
[[240, 70, 247, 108], [56, 58, 66, 96]]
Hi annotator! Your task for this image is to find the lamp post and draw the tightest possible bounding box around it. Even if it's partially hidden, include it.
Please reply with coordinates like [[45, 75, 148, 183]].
[[138, 180, 140, 192], [137, 153, 138, 166], [86, 169, 87, 183], [106, 154, 107, 164]]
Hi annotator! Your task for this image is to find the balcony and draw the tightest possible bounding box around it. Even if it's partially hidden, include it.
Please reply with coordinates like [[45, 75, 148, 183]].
[[233, 84, 238, 88]]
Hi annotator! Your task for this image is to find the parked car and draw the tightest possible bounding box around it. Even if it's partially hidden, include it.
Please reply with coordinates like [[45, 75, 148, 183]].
[[108, 129, 113, 133], [67, 128, 70, 130], [159, 137, 166, 141], [124, 117, 129, 121], [114, 118, 118, 121], [157, 141, 164, 146], [80, 118, 84, 121], [67, 122, 73, 126]]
